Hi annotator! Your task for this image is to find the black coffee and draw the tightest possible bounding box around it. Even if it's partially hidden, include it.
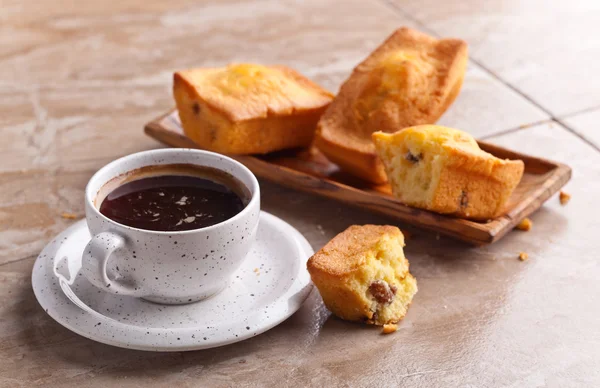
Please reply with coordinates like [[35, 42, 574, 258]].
[[99, 164, 247, 231]]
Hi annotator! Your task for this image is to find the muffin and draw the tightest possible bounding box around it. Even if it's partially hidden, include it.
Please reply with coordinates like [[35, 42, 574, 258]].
[[307, 225, 417, 325], [174, 63, 333, 154], [372, 125, 524, 220], [314, 27, 468, 183]]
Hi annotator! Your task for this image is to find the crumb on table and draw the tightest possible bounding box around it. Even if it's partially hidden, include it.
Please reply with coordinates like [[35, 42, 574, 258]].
[[515, 218, 533, 231], [381, 324, 398, 334], [559, 191, 571, 205], [518, 252, 529, 261], [61, 212, 78, 219]]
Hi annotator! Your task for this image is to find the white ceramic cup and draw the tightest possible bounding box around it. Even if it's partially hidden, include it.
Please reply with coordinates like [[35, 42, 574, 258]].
[[82, 149, 260, 304]]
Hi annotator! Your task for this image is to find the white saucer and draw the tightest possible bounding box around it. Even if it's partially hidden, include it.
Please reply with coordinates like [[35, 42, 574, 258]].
[[32, 211, 313, 351]]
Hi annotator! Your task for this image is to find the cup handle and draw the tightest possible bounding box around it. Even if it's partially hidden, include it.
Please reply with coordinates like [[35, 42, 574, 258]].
[[82, 231, 146, 297]]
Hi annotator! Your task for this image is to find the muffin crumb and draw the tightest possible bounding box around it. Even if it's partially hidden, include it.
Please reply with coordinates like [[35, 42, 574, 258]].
[[515, 218, 533, 231], [381, 324, 398, 334], [61, 212, 78, 219], [518, 252, 529, 261], [559, 191, 571, 205]]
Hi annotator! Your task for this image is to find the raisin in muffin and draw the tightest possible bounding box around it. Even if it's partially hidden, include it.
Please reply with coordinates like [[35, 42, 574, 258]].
[[372, 125, 524, 220], [307, 225, 417, 325], [174, 63, 333, 155], [314, 27, 468, 184]]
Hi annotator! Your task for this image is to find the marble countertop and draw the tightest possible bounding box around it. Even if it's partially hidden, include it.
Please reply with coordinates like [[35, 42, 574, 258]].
[[1, 0, 599, 386]]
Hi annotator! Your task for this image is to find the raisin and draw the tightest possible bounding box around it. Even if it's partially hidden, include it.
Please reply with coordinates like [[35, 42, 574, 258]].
[[192, 103, 200, 115], [459, 190, 468, 209], [405, 151, 422, 163], [369, 280, 396, 304]]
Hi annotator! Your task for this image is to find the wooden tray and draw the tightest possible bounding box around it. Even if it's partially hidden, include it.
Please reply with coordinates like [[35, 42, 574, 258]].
[[145, 110, 571, 245]]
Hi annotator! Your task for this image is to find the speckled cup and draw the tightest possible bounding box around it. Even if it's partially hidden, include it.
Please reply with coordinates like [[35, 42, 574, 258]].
[[82, 149, 260, 304]]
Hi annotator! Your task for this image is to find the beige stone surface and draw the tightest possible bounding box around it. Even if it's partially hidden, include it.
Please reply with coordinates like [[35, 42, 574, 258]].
[[1, 0, 599, 387], [562, 108, 600, 149], [391, 0, 600, 117]]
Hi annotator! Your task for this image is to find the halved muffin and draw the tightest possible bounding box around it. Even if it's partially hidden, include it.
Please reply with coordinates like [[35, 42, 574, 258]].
[[372, 125, 524, 220], [307, 225, 417, 325], [314, 27, 468, 183], [174, 63, 333, 154]]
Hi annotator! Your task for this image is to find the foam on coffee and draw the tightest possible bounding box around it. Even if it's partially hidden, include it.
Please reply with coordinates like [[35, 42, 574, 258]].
[[96, 164, 249, 231]]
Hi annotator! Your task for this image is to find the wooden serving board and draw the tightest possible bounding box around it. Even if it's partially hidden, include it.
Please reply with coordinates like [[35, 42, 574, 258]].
[[145, 110, 571, 245]]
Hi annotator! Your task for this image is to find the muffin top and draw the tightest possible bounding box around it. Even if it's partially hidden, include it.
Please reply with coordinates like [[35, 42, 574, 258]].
[[307, 224, 405, 277]]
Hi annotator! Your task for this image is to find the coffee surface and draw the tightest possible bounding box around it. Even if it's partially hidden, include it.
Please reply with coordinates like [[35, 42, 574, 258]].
[[99, 171, 246, 231]]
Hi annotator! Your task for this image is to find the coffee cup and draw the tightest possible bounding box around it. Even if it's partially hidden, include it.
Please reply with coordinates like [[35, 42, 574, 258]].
[[82, 148, 260, 304]]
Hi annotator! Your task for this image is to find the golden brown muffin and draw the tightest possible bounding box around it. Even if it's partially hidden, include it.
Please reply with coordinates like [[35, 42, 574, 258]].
[[314, 27, 468, 183], [174, 64, 333, 154], [372, 125, 524, 220], [307, 225, 417, 325]]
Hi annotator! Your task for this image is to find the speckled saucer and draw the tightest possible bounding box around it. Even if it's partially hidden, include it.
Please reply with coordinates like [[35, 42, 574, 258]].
[[32, 211, 313, 351]]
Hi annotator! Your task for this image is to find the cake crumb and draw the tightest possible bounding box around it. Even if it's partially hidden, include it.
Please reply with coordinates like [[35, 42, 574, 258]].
[[518, 252, 529, 261], [515, 218, 533, 231], [381, 324, 398, 334], [61, 212, 78, 219], [559, 191, 571, 205]]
